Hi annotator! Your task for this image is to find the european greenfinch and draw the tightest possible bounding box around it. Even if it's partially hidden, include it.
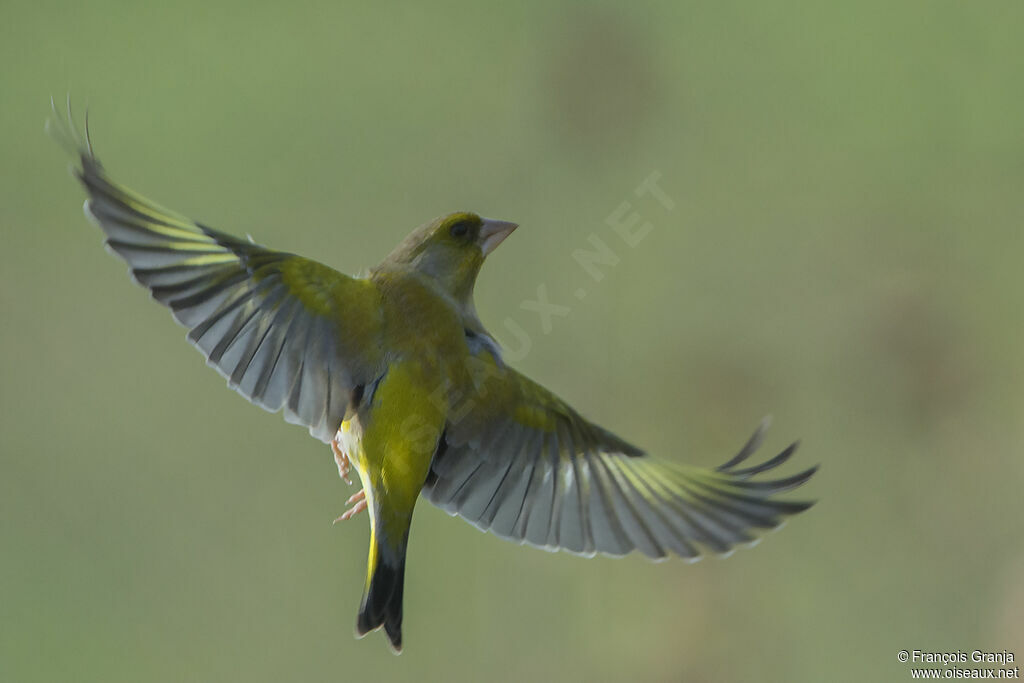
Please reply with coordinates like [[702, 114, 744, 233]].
[[51, 102, 816, 653]]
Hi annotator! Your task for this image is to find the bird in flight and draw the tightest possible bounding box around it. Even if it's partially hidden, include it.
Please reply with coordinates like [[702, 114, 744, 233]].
[[50, 100, 816, 654]]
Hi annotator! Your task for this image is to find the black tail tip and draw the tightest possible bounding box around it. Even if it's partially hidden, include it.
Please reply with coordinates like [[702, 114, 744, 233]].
[[356, 551, 407, 654], [355, 614, 403, 654], [384, 620, 403, 654]]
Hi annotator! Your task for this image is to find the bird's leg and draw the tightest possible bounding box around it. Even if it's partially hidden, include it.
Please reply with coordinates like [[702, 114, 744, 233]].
[[333, 489, 367, 524], [331, 433, 352, 485]]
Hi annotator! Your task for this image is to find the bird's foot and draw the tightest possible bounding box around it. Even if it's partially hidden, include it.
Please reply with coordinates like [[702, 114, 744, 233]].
[[333, 489, 367, 524], [331, 433, 352, 485]]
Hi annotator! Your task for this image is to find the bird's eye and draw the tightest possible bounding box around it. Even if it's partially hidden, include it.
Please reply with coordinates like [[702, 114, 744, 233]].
[[449, 220, 471, 240]]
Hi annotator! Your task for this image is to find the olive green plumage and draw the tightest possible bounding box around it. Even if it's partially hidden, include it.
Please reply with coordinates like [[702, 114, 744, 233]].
[[51, 101, 817, 654]]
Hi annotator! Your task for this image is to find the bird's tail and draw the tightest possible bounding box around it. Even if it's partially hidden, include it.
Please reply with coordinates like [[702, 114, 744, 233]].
[[356, 527, 408, 654]]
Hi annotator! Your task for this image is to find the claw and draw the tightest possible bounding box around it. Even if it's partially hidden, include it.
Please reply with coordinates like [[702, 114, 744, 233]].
[[331, 434, 352, 485], [333, 489, 367, 524]]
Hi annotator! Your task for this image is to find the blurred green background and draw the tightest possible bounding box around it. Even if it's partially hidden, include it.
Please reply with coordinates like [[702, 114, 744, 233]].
[[2, 1, 1022, 681]]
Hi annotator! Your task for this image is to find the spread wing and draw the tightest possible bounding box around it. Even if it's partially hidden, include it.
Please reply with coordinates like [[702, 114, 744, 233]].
[[424, 354, 816, 560], [51, 102, 384, 442]]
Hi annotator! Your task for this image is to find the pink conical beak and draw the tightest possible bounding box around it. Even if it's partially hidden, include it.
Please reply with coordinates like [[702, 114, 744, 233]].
[[478, 218, 518, 256]]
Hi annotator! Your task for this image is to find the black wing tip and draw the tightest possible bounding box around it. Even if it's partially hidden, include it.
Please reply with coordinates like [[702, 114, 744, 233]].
[[716, 417, 772, 471], [726, 440, 801, 478], [712, 426, 817, 516], [772, 463, 819, 491], [724, 462, 819, 497], [47, 94, 99, 168], [717, 419, 803, 476], [788, 497, 817, 513], [768, 493, 818, 517]]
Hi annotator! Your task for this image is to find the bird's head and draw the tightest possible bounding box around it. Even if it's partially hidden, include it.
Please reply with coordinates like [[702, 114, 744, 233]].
[[380, 212, 517, 303]]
